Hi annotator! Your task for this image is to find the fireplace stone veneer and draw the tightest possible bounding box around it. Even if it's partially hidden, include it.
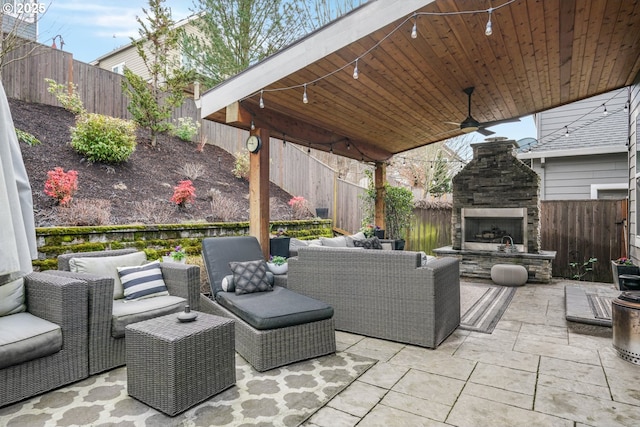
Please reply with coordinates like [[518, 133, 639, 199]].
[[434, 138, 555, 283]]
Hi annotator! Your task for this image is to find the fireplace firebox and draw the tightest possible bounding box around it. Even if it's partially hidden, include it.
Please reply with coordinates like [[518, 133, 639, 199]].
[[462, 208, 527, 252]]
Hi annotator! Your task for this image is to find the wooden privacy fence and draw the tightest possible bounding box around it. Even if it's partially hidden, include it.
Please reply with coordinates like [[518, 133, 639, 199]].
[[3, 41, 366, 233], [540, 199, 628, 283], [405, 207, 452, 254]]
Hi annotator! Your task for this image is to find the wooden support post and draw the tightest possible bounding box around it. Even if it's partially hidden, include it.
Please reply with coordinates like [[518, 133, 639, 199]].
[[249, 128, 270, 259], [374, 162, 386, 235]]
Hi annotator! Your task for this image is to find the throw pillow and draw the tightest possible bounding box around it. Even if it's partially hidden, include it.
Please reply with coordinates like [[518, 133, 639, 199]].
[[353, 237, 383, 250], [346, 231, 367, 247], [229, 259, 273, 295], [118, 261, 169, 301], [419, 251, 436, 266], [69, 251, 147, 299], [0, 276, 26, 317], [320, 236, 348, 247], [221, 274, 235, 292]]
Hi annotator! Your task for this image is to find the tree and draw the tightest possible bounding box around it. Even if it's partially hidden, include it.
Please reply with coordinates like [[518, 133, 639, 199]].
[[427, 150, 452, 197], [299, 0, 367, 31], [121, 0, 192, 146], [0, 3, 47, 81]]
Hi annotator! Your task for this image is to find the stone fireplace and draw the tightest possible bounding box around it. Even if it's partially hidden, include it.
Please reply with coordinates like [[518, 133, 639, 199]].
[[434, 138, 555, 283]]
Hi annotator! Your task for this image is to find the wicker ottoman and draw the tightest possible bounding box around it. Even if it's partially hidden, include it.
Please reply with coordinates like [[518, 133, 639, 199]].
[[125, 311, 235, 416], [491, 264, 528, 286]]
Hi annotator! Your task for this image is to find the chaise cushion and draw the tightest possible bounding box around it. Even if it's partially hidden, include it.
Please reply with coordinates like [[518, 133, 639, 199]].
[[111, 295, 185, 338], [0, 312, 62, 369], [118, 261, 169, 300], [69, 251, 147, 299], [0, 276, 26, 317], [216, 286, 334, 330]]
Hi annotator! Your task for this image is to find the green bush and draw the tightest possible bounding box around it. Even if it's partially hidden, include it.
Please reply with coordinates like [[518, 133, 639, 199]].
[[45, 78, 86, 115], [16, 128, 40, 145], [70, 114, 137, 163], [170, 117, 200, 141], [232, 150, 250, 180]]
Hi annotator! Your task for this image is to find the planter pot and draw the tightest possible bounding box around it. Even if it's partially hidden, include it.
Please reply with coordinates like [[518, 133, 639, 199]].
[[270, 237, 291, 258], [267, 262, 288, 275], [162, 256, 186, 264], [374, 229, 385, 239], [611, 260, 639, 289], [394, 239, 405, 251], [315, 208, 329, 219]]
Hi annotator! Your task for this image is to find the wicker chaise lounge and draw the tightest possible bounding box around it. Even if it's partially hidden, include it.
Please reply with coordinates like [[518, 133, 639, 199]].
[[199, 236, 336, 372], [1, 273, 88, 407], [287, 246, 460, 348], [52, 248, 201, 374]]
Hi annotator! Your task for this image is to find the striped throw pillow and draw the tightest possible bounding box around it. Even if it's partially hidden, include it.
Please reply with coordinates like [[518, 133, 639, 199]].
[[118, 261, 169, 300]]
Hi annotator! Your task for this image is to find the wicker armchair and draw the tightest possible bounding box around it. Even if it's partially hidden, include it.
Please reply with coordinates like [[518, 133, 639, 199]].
[[51, 248, 201, 374], [200, 236, 336, 372], [1, 272, 88, 407]]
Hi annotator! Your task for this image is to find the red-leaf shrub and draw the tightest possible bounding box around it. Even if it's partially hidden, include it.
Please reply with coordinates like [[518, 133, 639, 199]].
[[44, 167, 78, 206], [170, 180, 196, 207]]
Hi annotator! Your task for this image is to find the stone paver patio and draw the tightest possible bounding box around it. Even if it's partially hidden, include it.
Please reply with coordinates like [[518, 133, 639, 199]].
[[304, 280, 640, 427]]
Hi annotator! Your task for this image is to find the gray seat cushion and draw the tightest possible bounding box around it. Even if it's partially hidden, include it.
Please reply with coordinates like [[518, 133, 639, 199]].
[[216, 286, 334, 330], [0, 312, 62, 369], [111, 295, 186, 338]]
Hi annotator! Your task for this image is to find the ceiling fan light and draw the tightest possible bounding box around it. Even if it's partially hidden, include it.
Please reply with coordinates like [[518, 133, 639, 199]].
[[461, 126, 478, 133]]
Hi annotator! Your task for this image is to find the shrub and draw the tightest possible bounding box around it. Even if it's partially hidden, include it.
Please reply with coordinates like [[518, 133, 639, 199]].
[[208, 188, 244, 221], [170, 117, 200, 141], [70, 114, 137, 163], [132, 200, 174, 224], [45, 78, 86, 115], [171, 180, 196, 208], [16, 128, 40, 145], [232, 151, 250, 180], [288, 196, 313, 219], [177, 162, 205, 181], [44, 167, 78, 206], [56, 199, 111, 225]]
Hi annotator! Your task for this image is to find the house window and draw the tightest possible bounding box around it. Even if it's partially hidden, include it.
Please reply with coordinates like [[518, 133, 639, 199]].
[[590, 183, 628, 200], [112, 62, 125, 75]]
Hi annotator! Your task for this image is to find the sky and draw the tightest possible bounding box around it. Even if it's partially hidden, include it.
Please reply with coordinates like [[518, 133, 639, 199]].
[[36, 0, 538, 142]]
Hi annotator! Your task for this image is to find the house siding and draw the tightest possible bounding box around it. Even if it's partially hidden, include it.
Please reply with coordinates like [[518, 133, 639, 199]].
[[1, 8, 37, 40], [630, 79, 640, 263]]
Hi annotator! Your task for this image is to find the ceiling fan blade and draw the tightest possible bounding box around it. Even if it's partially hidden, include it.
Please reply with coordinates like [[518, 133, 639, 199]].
[[481, 117, 521, 128], [444, 121, 461, 126], [477, 127, 495, 136]]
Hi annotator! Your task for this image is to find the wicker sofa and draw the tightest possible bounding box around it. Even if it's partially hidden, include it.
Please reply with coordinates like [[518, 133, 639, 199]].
[[287, 247, 460, 348], [1, 272, 88, 407], [51, 249, 201, 374]]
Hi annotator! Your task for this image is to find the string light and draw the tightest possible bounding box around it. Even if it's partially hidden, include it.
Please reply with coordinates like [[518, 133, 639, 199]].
[[602, 103, 608, 116], [282, 134, 286, 146], [411, 14, 417, 39], [624, 101, 629, 112], [485, 8, 493, 36], [330, 145, 334, 154], [307, 144, 311, 154], [346, 141, 351, 150], [259, 90, 264, 108], [243, 0, 517, 107], [250, 120, 255, 130], [564, 126, 569, 137]]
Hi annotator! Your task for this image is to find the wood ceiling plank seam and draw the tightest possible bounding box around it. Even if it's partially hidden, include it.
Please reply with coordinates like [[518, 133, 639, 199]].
[[558, 0, 576, 103], [532, 0, 556, 108], [576, 0, 605, 97], [583, 0, 610, 97], [588, 0, 623, 96], [605, 1, 640, 89], [572, 0, 593, 96], [543, 0, 562, 106], [598, 0, 630, 92]]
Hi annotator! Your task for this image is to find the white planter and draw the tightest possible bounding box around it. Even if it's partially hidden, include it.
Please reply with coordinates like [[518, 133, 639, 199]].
[[267, 262, 288, 275], [162, 256, 186, 264]]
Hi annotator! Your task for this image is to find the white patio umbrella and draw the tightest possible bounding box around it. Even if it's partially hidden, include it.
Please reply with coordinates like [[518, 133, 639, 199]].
[[0, 80, 37, 281]]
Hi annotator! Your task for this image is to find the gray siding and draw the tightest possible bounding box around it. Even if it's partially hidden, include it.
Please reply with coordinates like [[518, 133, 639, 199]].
[[631, 79, 640, 262], [1, 9, 37, 41], [528, 153, 628, 200]]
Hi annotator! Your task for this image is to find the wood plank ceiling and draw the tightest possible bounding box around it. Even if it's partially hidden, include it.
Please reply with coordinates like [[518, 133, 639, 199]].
[[202, 0, 640, 162]]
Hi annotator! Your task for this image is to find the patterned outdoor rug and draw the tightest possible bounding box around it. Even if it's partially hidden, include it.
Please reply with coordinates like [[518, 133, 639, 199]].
[[564, 283, 619, 327], [459, 282, 516, 334], [587, 293, 613, 320], [0, 352, 375, 427]]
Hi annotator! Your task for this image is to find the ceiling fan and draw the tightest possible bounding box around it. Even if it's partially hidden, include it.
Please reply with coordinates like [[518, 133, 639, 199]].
[[446, 87, 520, 136]]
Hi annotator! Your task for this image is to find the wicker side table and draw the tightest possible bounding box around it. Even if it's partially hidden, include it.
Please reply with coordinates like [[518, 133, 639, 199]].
[[125, 311, 235, 416]]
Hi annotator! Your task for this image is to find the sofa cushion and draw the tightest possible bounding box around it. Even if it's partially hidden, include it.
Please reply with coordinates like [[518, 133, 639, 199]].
[[229, 259, 273, 295], [353, 237, 383, 250], [111, 295, 185, 338], [216, 286, 334, 330], [118, 261, 169, 300], [0, 312, 62, 369], [320, 236, 348, 247], [0, 276, 26, 317], [419, 251, 436, 266], [69, 251, 147, 300], [289, 238, 309, 256]]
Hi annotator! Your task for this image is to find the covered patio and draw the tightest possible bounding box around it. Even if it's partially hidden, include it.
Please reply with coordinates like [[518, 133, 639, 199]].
[[199, 0, 640, 255]]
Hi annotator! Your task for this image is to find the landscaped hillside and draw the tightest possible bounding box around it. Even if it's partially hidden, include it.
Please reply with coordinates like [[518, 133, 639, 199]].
[[9, 98, 296, 227]]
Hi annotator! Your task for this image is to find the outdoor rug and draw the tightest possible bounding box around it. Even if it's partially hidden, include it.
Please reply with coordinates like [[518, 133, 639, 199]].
[[0, 352, 375, 427], [459, 281, 517, 334], [565, 283, 619, 327]]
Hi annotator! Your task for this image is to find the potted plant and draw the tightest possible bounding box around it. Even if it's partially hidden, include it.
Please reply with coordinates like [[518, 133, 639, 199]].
[[267, 255, 288, 275], [611, 257, 639, 289], [269, 226, 290, 258], [163, 245, 187, 264], [384, 185, 414, 249]]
